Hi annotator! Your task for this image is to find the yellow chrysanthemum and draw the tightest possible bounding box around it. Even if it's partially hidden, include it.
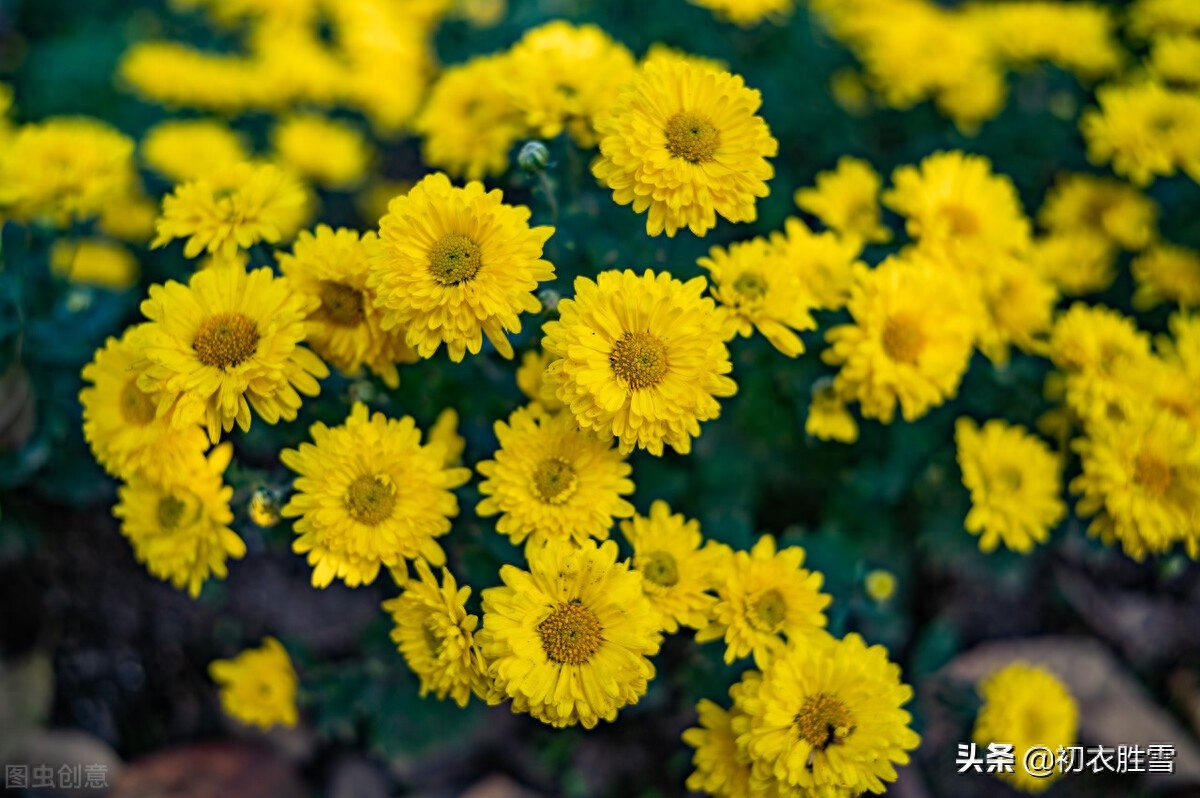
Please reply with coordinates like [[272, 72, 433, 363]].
[[695, 535, 830, 668], [515, 348, 565, 413], [501, 22, 636, 148], [699, 237, 817, 358], [271, 114, 372, 190], [682, 699, 756, 798], [619, 500, 719, 634], [592, 58, 778, 237], [955, 419, 1066, 554], [864, 569, 897, 603], [733, 633, 920, 797], [208, 637, 299, 730], [965, 1, 1122, 78], [1029, 230, 1117, 296], [476, 406, 634, 551], [415, 55, 525, 181], [686, 0, 793, 26], [1128, 0, 1200, 38], [0, 117, 135, 225], [98, 191, 159, 244], [1048, 303, 1153, 428], [152, 161, 309, 259], [382, 559, 488, 707], [1071, 411, 1200, 559], [281, 402, 472, 587], [1132, 244, 1200, 309], [883, 151, 1031, 261], [118, 41, 270, 115], [81, 328, 209, 482], [50, 239, 139, 291], [640, 44, 728, 75], [369, 172, 555, 361], [823, 252, 977, 424], [277, 225, 417, 388], [768, 218, 868, 312], [141, 119, 249, 185], [136, 265, 328, 443], [976, 255, 1058, 365], [113, 443, 245, 598], [795, 156, 891, 245], [1080, 80, 1200, 186], [806, 378, 859, 444], [429, 407, 466, 467], [1038, 173, 1158, 251], [543, 269, 737, 456], [1150, 35, 1200, 85], [973, 663, 1078, 794], [478, 538, 663, 728]]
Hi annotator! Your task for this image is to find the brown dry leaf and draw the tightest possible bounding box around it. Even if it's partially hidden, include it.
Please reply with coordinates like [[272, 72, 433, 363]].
[[940, 636, 1200, 786]]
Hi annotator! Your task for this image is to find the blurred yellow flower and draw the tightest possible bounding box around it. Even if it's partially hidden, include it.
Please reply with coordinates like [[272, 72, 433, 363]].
[[686, 0, 793, 26], [1150, 35, 1200, 85], [272, 114, 372, 190], [50, 239, 139, 291], [1029, 231, 1117, 296], [965, 2, 1122, 78], [806, 378, 859, 444], [795, 156, 891, 245], [768, 217, 868, 311], [429, 407, 466, 467], [1128, 0, 1200, 38], [976, 255, 1059, 365], [1081, 80, 1200, 186], [682, 698, 756, 798], [1132, 244, 1200, 309], [864, 569, 896, 602], [515, 348, 564, 414], [1038, 173, 1158, 251], [208, 637, 299, 730], [141, 119, 250, 184]]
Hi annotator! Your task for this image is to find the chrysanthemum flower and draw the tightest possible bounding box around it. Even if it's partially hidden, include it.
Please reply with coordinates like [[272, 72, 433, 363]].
[[51, 239, 139, 291], [686, 0, 794, 26], [476, 406, 634, 551], [965, 1, 1122, 78], [1128, 0, 1200, 38], [136, 265, 329, 443], [806, 378, 859, 444], [1150, 35, 1200, 85], [415, 55, 525, 181], [732, 633, 920, 797], [768, 217, 868, 311], [98, 190, 159, 244], [501, 22, 636, 148], [976, 255, 1059, 365], [543, 269, 737, 456], [698, 237, 817, 358], [682, 698, 756, 798], [1132, 244, 1200, 310], [592, 58, 778, 237], [1029, 230, 1117, 296], [973, 663, 1078, 794], [696, 535, 829, 667], [209, 637, 299, 730], [114, 443, 245, 598], [1048, 303, 1152, 427], [955, 419, 1066, 554], [81, 328, 209, 483], [152, 161, 309, 259], [823, 252, 977, 424], [1037, 173, 1158, 251], [281, 402, 472, 587], [0, 117, 135, 225], [619, 500, 719, 633], [271, 114, 372, 190], [1071, 411, 1200, 559], [515, 349, 565, 413], [140, 119, 249, 185], [883, 151, 1031, 261], [369, 173, 555, 362], [1080, 81, 1200, 186], [382, 560, 488, 708], [795, 156, 891, 245], [277, 225, 417, 388], [429, 407, 466, 467], [479, 538, 662, 728]]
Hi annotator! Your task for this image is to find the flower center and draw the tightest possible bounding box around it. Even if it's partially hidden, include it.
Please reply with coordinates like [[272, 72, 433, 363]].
[[940, 203, 980, 237], [733, 271, 769, 300], [318, 280, 365, 327], [995, 467, 1023, 492], [538, 599, 602, 665], [1134, 451, 1172, 498], [120, 377, 158, 426], [751, 588, 787, 632], [428, 233, 482, 286], [641, 550, 679, 587], [423, 620, 442, 658], [665, 111, 721, 163], [193, 312, 260, 370], [345, 474, 396, 526], [794, 693, 855, 750], [532, 457, 578, 504], [882, 314, 925, 364], [610, 331, 669, 391], [157, 495, 187, 530]]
